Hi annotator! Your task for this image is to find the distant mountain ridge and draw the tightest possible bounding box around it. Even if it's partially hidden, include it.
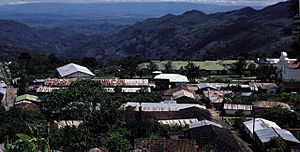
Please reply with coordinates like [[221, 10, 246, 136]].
[[0, 1, 294, 61]]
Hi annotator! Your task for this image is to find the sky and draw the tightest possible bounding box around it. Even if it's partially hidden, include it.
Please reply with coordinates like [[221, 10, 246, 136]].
[[0, 0, 288, 6]]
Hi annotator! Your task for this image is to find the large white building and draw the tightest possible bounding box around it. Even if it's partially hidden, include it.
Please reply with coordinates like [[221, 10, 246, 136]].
[[57, 63, 95, 79], [278, 52, 300, 82]]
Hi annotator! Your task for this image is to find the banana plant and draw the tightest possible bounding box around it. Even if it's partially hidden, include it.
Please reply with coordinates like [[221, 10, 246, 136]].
[[4, 125, 49, 152]]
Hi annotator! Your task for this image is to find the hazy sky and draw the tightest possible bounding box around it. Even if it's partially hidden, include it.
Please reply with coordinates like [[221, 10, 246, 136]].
[[0, 0, 288, 6]]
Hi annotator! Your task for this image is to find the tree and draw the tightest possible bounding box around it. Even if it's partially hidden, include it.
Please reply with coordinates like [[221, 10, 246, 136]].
[[231, 57, 247, 78], [41, 80, 127, 151], [164, 61, 174, 73], [256, 65, 277, 82], [81, 57, 98, 70], [41, 80, 108, 150], [147, 62, 158, 73], [259, 107, 300, 128], [101, 130, 132, 152], [247, 63, 257, 76], [184, 62, 201, 81], [289, 0, 299, 16], [268, 137, 287, 152], [12, 125, 49, 152]]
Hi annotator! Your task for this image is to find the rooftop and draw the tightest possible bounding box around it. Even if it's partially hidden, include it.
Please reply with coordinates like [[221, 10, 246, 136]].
[[158, 118, 198, 127], [154, 73, 189, 83], [249, 82, 279, 91], [96, 78, 149, 87], [243, 118, 281, 136], [256, 128, 300, 144], [57, 63, 95, 78], [172, 90, 195, 100], [121, 102, 206, 111], [15, 94, 40, 103], [253, 101, 291, 110], [189, 120, 222, 129], [223, 103, 252, 111]]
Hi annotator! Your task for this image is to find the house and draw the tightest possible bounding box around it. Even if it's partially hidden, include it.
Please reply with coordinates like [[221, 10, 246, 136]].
[[243, 118, 281, 139], [14, 102, 40, 110], [249, 82, 279, 94], [223, 103, 252, 116], [121, 102, 206, 112], [188, 120, 222, 129], [15, 94, 40, 110], [134, 138, 197, 152], [97, 78, 151, 93], [141, 107, 212, 121], [202, 90, 232, 109], [154, 74, 189, 90], [185, 121, 242, 151], [15, 94, 40, 104], [171, 90, 200, 104], [243, 118, 300, 151], [197, 83, 218, 92], [158, 118, 198, 127], [44, 78, 76, 87], [253, 101, 291, 113], [278, 52, 300, 82], [163, 86, 189, 99], [57, 63, 95, 79]]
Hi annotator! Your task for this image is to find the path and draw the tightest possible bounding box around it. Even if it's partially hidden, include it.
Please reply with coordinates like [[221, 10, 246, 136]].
[[208, 109, 253, 152]]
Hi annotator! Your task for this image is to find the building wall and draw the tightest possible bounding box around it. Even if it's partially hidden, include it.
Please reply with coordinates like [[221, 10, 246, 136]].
[[224, 109, 252, 116], [278, 53, 300, 82], [63, 72, 93, 79]]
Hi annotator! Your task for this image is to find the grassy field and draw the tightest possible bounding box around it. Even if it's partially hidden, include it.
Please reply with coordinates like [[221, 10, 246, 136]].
[[139, 60, 257, 71]]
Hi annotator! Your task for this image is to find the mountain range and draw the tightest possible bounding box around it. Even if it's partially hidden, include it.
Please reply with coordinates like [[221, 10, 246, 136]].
[[0, 1, 294, 61]]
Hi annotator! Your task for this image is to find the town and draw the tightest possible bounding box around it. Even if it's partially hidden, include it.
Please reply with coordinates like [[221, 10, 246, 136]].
[[1, 51, 300, 151]]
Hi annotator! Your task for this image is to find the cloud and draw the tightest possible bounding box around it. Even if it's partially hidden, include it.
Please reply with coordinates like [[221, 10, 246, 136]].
[[0, 0, 287, 6]]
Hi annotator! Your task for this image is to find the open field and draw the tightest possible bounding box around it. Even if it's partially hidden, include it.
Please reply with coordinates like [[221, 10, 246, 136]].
[[139, 60, 257, 71]]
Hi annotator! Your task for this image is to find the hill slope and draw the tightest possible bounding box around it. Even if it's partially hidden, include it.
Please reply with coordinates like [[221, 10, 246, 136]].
[[89, 1, 293, 60], [0, 1, 294, 61]]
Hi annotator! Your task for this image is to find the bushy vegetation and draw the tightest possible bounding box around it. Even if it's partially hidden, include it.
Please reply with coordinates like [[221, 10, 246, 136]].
[[1, 80, 172, 151]]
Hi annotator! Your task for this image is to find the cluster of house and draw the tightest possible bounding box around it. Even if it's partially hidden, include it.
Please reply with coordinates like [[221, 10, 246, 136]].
[[5, 51, 300, 151]]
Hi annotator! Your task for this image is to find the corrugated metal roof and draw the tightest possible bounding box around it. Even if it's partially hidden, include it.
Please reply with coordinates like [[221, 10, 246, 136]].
[[57, 63, 95, 78], [249, 83, 279, 91], [104, 87, 150, 93], [256, 128, 300, 143], [172, 90, 195, 99], [121, 102, 206, 111], [97, 79, 149, 86], [189, 120, 222, 129], [158, 118, 198, 127], [154, 74, 189, 83], [16, 94, 40, 102], [243, 118, 281, 138], [198, 83, 218, 90], [0, 87, 6, 95], [253, 101, 291, 110], [45, 78, 76, 87], [203, 90, 232, 103], [36, 86, 60, 93], [223, 103, 252, 111]]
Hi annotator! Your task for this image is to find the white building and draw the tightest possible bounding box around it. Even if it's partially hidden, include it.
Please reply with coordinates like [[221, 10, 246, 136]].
[[57, 63, 95, 79], [278, 52, 300, 82]]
